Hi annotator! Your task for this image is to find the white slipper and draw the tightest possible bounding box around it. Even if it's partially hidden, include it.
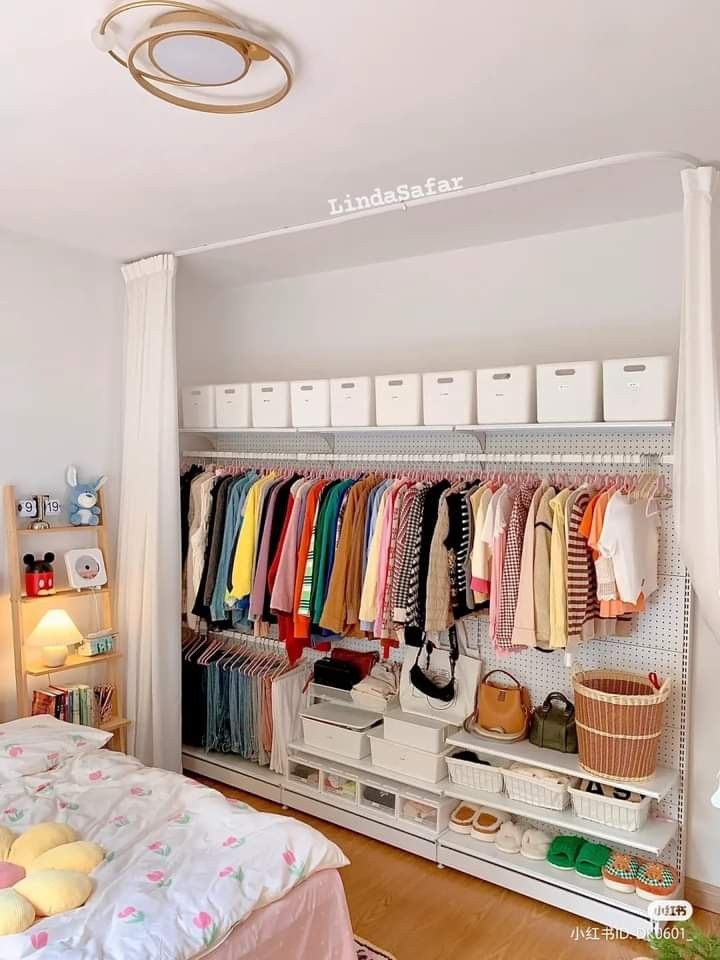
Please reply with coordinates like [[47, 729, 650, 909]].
[[470, 808, 510, 842], [448, 802, 479, 834], [495, 821, 523, 854], [521, 828, 552, 861]]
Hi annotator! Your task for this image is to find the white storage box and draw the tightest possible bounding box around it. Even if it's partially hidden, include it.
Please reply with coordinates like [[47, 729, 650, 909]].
[[291, 379, 331, 427], [422, 370, 474, 425], [446, 752, 508, 794], [536, 360, 603, 423], [602, 356, 676, 422], [476, 366, 536, 424], [383, 708, 457, 755], [569, 781, 651, 832], [330, 377, 374, 427], [251, 381, 291, 428], [182, 386, 215, 429], [369, 732, 451, 783], [359, 779, 398, 817], [502, 764, 577, 811], [374, 373, 422, 426], [287, 758, 321, 791], [399, 790, 456, 834], [214, 383, 250, 428], [300, 702, 383, 760]]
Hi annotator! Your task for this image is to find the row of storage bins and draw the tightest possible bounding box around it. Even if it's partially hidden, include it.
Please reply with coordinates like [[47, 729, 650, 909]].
[[286, 755, 456, 835], [182, 356, 675, 429]]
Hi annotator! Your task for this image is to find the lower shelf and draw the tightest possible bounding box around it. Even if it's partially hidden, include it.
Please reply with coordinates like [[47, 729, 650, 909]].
[[438, 830, 658, 935], [182, 746, 283, 803]]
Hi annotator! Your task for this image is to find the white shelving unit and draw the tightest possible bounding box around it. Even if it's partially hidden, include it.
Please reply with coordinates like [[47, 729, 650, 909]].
[[181, 420, 688, 939]]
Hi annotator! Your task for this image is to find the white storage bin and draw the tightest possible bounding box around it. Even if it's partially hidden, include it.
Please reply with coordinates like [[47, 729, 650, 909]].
[[383, 708, 457, 755], [330, 377, 374, 427], [251, 381, 291, 428], [359, 779, 398, 817], [321, 768, 358, 804], [374, 373, 422, 426], [291, 379, 331, 427], [399, 791, 456, 833], [422, 370, 474, 425], [214, 383, 251, 428], [476, 366, 536, 424], [602, 356, 676, 422], [300, 703, 383, 760], [446, 752, 507, 794], [568, 782, 651, 832], [502, 764, 577, 811], [182, 385, 215, 429], [536, 360, 603, 423], [287, 758, 320, 791], [369, 732, 451, 783]]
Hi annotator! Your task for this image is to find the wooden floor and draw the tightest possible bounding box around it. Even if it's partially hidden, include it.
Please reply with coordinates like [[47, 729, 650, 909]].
[[199, 775, 719, 960]]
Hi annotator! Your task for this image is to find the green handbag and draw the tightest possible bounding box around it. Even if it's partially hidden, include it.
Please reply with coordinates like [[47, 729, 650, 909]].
[[529, 692, 578, 753]]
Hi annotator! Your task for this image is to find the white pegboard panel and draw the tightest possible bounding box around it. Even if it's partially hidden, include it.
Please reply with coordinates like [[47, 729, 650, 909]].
[[184, 424, 688, 874]]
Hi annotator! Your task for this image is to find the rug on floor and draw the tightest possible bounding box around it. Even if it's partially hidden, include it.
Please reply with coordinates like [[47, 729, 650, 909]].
[[355, 936, 397, 960]]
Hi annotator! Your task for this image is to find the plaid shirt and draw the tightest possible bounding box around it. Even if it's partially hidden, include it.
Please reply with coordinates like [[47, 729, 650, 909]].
[[496, 483, 535, 648]]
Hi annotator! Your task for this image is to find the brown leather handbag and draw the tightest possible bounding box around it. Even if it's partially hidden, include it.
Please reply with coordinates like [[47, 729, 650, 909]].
[[465, 670, 531, 742]]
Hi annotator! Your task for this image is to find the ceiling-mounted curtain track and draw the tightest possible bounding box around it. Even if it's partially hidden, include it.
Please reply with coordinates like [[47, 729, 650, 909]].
[[174, 150, 702, 259]]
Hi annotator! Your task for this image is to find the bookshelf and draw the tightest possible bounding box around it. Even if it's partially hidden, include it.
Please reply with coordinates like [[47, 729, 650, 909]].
[[3, 484, 130, 752]]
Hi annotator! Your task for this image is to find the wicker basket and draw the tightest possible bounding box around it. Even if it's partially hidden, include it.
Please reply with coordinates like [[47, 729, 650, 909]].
[[501, 766, 575, 811], [573, 670, 671, 782], [568, 784, 651, 832], [446, 754, 505, 794]]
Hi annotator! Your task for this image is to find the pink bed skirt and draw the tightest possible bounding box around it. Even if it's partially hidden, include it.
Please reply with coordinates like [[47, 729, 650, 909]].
[[202, 868, 356, 960]]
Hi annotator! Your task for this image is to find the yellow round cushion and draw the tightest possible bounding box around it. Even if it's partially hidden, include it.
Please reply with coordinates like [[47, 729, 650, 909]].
[[9, 824, 78, 870], [0, 829, 17, 862], [0, 889, 35, 934], [14, 870, 92, 918], [28, 841, 104, 876]]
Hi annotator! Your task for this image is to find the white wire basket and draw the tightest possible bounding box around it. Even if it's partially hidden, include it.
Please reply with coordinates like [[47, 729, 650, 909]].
[[446, 754, 506, 794], [568, 785, 651, 832], [502, 766, 574, 811]]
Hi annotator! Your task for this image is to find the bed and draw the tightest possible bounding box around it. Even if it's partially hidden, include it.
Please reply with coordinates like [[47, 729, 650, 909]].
[[0, 716, 356, 959]]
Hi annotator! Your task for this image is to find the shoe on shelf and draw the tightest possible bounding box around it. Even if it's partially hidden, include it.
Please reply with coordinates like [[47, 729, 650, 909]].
[[470, 808, 510, 842], [495, 821, 523, 854], [521, 828, 551, 861], [635, 862, 680, 901], [448, 803, 479, 834], [602, 852, 641, 893], [547, 834, 584, 871]]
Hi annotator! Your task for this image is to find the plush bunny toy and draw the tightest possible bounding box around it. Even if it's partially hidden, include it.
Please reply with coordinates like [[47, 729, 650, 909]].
[[65, 466, 107, 526]]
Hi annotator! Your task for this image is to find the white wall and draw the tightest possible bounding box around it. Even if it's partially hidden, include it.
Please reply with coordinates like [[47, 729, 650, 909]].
[[176, 212, 720, 890], [0, 229, 123, 720]]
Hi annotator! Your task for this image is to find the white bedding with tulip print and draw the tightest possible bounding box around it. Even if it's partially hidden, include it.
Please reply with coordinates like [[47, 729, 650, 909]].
[[0, 717, 347, 959]]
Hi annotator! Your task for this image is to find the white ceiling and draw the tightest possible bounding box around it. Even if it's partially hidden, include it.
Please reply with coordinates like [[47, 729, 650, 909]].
[[2, 1, 719, 269]]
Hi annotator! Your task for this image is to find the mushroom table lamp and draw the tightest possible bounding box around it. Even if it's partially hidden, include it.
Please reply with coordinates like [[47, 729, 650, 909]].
[[28, 609, 83, 668]]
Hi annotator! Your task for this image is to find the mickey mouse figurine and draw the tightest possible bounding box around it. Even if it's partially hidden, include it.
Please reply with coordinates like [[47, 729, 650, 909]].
[[23, 553, 55, 597]]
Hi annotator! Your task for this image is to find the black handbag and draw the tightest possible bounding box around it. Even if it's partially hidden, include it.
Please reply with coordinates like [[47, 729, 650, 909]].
[[313, 657, 360, 691], [529, 692, 578, 753], [409, 629, 459, 703]]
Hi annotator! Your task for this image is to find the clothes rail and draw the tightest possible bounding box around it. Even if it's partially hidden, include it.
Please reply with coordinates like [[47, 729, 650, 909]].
[[183, 449, 674, 466]]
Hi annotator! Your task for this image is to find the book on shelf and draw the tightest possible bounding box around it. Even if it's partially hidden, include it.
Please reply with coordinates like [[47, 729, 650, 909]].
[[31, 683, 111, 729]]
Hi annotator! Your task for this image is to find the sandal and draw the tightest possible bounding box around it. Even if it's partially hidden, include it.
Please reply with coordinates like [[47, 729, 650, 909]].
[[470, 808, 509, 842], [448, 803, 478, 834], [547, 834, 584, 870], [575, 841, 612, 879], [635, 862, 680, 901], [602, 852, 641, 893], [520, 828, 551, 860]]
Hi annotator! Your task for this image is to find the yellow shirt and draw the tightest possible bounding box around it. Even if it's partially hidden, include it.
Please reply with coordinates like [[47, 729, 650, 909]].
[[229, 474, 276, 602], [549, 488, 571, 648], [358, 489, 389, 623]]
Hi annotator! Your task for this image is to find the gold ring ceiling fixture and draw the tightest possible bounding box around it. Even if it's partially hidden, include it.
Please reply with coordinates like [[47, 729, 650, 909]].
[[92, 2, 292, 113]]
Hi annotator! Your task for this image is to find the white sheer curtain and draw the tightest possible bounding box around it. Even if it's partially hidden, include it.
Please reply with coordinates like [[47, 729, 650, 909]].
[[117, 254, 182, 771], [675, 168, 720, 640]]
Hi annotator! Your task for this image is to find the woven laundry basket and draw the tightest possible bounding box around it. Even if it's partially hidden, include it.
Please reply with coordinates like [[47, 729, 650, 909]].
[[572, 670, 671, 782]]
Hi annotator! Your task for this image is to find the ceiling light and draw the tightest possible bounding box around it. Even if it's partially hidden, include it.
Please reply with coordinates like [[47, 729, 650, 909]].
[[93, 2, 292, 114]]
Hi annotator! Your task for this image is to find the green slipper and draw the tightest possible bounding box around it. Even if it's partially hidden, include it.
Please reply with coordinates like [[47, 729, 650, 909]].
[[547, 835, 584, 870], [575, 842, 612, 879]]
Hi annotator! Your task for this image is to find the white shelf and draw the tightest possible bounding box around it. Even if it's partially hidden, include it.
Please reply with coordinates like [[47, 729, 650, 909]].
[[446, 729, 678, 801], [180, 421, 673, 435], [438, 830, 652, 919], [288, 739, 448, 795], [443, 782, 676, 855], [308, 683, 399, 714]]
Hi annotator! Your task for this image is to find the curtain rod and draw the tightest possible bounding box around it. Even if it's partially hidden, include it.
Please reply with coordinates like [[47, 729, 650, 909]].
[[183, 449, 674, 466], [174, 150, 702, 259]]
